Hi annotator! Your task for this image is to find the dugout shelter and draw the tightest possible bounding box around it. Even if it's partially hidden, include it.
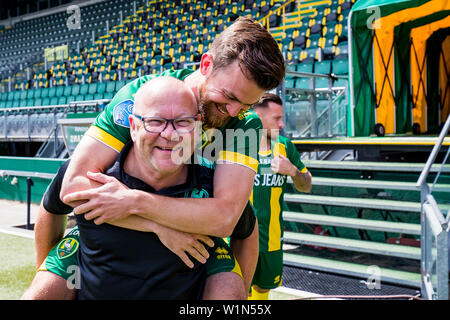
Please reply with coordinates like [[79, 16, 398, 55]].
[[348, 0, 450, 137]]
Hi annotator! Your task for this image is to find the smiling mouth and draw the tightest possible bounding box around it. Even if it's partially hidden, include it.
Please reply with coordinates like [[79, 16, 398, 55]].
[[215, 104, 227, 115], [155, 146, 180, 151]]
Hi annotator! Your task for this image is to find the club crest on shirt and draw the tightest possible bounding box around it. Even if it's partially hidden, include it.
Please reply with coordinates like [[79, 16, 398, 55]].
[[113, 99, 134, 128], [57, 237, 79, 260], [187, 188, 209, 198]]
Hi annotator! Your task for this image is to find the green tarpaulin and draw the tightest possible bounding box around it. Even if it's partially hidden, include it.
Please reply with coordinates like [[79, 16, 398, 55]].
[[349, 0, 450, 136]]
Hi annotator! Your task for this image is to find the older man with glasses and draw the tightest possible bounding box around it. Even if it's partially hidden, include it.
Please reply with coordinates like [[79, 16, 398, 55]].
[[22, 76, 247, 300]]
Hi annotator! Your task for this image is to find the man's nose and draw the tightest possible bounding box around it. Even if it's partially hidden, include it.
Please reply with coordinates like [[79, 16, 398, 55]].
[[225, 102, 244, 117], [160, 121, 180, 140]]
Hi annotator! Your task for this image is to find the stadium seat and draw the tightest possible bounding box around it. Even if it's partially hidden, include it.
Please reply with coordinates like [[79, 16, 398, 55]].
[[88, 83, 98, 95], [297, 62, 314, 74], [34, 97, 42, 106], [115, 80, 127, 91], [106, 81, 116, 93], [58, 96, 67, 105], [13, 91, 21, 101], [19, 90, 27, 101], [97, 82, 106, 94], [80, 84, 89, 96], [50, 97, 58, 105], [63, 86, 72, 99], [315, 60, 332, 74], [71, 85, 81, 97], [41, 88, 50, 99], [332, 59, 348, 75]]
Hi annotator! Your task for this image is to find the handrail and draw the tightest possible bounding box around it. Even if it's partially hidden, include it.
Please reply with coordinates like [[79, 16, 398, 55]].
[[297, 88, 346, 137], [258, 0, 333, 33], [0, 169, 55, 180], [416, 115, 450, 188], [416, 114, 450, 300], [0, 99, 110, 113], [258, 0, 296, 31]]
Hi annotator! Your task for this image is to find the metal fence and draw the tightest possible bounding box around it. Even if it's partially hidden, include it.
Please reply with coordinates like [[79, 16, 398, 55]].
[[281, 70, 349, 139], [416, 114, 450, 300]]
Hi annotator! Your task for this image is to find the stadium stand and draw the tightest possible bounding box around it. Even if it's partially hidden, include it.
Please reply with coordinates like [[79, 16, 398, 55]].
[[0, 0, 352, 111]]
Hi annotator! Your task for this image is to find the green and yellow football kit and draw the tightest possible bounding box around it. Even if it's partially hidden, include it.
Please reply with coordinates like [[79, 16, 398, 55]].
[[40, 69, 262, 290], [250, 135, 307, 290]]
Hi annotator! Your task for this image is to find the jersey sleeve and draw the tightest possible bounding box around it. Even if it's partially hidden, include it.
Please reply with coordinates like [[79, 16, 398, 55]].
[[87, 78, 141, 153], [43, 160, 73, 215], [216, 110, 262, 173], [231, 201, 256, 239], [284, 136, 308, 173]]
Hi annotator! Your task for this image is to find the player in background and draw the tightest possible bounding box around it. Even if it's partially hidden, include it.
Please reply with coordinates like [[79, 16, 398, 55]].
[[249, 93, 312, 300]]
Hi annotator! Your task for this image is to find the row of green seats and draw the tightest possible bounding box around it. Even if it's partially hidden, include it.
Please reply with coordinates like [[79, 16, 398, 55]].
[[0, 80, 129, 108], [0, 93, 115, 108]]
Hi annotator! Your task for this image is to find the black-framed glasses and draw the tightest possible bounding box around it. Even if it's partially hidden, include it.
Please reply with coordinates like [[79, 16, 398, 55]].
[[133, 114, 201, 134]]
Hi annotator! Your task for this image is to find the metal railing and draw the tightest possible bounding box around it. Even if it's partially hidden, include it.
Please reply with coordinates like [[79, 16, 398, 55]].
[[0, 169, 55, 230], [258, 0, 333, 32], [416, 114, 450, 300], [258, 0, 299, 32], [282, 70, 348, 139], [0, 99, 108, 142]]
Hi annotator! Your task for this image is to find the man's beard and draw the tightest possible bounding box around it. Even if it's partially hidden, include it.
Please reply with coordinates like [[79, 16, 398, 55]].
[[198, 87, 231, 129]]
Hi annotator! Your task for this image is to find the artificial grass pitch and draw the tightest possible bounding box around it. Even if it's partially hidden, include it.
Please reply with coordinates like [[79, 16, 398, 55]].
[[0, 232, 35, 300]]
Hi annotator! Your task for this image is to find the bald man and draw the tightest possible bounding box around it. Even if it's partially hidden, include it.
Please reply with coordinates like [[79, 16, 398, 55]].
[[22, 77, 247, 299]]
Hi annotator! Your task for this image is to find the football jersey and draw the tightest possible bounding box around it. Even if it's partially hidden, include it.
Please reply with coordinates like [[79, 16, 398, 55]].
[[86, 69, 261, 173], [250, 135, 307, 252]]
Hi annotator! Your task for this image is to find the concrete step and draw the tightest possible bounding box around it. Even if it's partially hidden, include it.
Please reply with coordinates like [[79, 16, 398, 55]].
[[284, 193, 422, 212], [283, 211, 421, 235], [283, 231, 421, 260], [287, 176, 450, 192], [302, 159, 450, 173], [284, 193, 450, 213]]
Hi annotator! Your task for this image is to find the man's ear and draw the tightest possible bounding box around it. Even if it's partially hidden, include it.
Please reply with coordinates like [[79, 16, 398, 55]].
[[129, 115, 137, 141], [199, 53, 213, 76]]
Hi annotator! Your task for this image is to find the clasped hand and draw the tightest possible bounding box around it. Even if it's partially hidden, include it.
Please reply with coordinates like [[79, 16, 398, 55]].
[[63, 171, 136, 225]]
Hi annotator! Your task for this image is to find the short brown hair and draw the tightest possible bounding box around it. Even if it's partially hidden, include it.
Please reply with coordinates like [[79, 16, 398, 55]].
[[253, 92, 283, 109], [208, 17, 286, 91]]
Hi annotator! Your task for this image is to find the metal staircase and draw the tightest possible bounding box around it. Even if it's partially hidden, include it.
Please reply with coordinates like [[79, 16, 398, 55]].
[[281, 131, 450, 295]]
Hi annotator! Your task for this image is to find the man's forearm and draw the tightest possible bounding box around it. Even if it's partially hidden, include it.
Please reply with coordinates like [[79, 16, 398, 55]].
[[230, 222, 259, 294], [130, 164, 255, 237], [34, 203, 67, 269], [133, 191, 239, 237], [291, 169, 312, 193], [60, 135, 118, 207], [109, 215, 162, 233]]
